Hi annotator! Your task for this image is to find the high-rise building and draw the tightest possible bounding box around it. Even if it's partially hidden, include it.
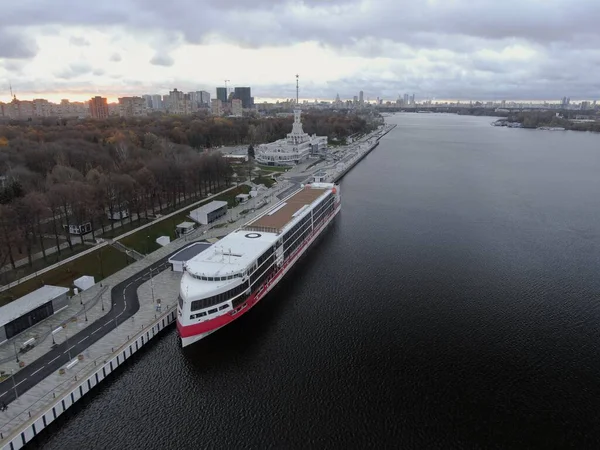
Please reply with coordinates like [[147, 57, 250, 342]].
[[200, 91, 210, 105], [118, 97, 148, 118], [353, 95, 358, 104], [142, 95, 153, 109], [216, 87, 227, 103], [233, 87, 253, 109], [403, 93, 409, 105], [211, 99, 223, 116], [89, 96, 109, 119], [32, 99, 51, 117], [151, 95, 163, 110], [231, 99, 242, 117], [167, 88, 185, 114], [359, 91, 364, 104]]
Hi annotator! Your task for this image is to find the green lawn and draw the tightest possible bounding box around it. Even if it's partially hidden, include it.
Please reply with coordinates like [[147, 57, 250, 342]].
[[119, 185, 252, 254], [0, 245, 132, 306], [0, 244, 89, 287], [218, 185, 251, 207], [256, 164, 289, 172], [253, 176, 275, 188]]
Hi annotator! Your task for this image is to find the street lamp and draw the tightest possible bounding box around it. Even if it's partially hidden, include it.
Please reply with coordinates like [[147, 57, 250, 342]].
[[150, 267, 155, 304], [51, 325, 56, 345]]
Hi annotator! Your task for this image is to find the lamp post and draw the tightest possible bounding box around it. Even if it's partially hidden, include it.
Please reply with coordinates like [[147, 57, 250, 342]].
[[51, 325, 56, 345]]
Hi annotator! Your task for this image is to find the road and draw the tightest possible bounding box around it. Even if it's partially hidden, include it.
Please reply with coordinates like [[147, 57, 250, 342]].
[[0, 252, 179, 407]]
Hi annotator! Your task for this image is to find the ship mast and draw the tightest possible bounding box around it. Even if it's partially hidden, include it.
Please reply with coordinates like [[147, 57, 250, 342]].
[[296, 74, 299, 106]]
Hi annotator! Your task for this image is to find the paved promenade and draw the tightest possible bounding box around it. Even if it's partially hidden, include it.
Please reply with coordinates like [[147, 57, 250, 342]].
[[0, 268, 181, 438]]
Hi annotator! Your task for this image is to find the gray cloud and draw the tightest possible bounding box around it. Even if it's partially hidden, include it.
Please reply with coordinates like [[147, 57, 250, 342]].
[[69, 36, 89, 46], [55, 62, 93, 79], [0, 29, 38, 59], [110, 52, 122, 62], [150, 53, 174, 67], [3, 0, 600, 99]]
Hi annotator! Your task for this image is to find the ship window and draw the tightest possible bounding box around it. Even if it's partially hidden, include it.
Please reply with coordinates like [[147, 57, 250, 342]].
[[208, 308, 217, 314], [219, 304, 229, 310]]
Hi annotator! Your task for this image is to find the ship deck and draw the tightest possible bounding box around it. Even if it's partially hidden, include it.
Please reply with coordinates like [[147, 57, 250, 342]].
[[248, 187, 326, 232]]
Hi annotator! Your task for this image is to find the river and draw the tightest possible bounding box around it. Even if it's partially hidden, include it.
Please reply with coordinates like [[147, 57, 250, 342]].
[[32, 113, 600, 449]]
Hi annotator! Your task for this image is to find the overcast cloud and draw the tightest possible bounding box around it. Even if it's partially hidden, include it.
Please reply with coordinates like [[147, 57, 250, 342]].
[[1, 0, 599, 101]]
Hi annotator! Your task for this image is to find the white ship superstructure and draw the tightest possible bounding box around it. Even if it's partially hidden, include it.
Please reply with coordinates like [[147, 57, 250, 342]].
[[177, 182, 341, 347]]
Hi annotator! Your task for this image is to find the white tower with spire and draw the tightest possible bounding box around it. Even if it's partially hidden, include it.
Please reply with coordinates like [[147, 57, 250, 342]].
[[255, 74, 328, 166], [289, 75, 308, 144]]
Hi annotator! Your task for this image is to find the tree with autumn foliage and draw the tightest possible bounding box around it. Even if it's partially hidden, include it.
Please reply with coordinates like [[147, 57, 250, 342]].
[[0, 110, 376, 272]]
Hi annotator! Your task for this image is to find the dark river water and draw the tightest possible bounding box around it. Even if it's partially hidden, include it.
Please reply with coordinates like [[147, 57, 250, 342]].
[[32, 113, 600, 449]]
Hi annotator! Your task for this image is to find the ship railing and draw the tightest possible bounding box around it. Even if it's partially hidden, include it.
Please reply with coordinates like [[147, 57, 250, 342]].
[[242, 225, 280, 234]]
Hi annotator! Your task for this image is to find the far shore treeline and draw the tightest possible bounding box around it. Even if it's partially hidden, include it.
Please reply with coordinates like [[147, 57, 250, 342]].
[[0, 111, 378, 271]]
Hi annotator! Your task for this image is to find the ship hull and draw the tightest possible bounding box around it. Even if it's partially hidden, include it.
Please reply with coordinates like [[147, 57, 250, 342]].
[[177, 203, 340, 347]]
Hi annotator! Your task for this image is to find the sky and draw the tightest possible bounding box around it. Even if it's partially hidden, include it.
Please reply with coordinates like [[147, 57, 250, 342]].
[[0, 0, 599, 103]]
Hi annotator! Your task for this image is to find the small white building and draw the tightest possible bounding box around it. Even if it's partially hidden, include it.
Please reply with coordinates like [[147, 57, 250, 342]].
[[73, 275, 95, 291], [0, 285, 70, 343], [107, 208, 129, 221], [176, 222, 195, 238], [313, 171, 327, 183], [190, 201, 228, 225], [236, 193, 250, 204], [156, 236, 171, 247], [63, 222, 92, 235]]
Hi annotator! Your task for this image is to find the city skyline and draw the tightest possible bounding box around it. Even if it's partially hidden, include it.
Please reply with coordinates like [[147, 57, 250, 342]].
[[1, 90, 597, 106], [1, 0, 599, 102]]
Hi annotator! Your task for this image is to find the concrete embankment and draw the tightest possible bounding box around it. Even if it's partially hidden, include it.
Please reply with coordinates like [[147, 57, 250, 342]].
[[332, 124, 396, 183], [1, 308, 176, 450]]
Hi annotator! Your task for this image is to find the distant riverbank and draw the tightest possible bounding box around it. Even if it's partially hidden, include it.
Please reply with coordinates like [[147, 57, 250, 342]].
[[492, 111, 600, 133]]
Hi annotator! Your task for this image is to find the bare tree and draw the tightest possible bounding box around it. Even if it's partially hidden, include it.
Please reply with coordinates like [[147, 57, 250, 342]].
[[0, 204, 19, 270], [48, 183, 75, 252]]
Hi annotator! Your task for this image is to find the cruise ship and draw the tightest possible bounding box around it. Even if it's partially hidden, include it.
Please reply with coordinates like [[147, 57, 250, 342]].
[[177, 182, 341, 347]]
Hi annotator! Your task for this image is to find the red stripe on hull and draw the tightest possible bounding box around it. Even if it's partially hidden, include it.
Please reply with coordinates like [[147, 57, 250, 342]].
[[177, 203, 340, 340]]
